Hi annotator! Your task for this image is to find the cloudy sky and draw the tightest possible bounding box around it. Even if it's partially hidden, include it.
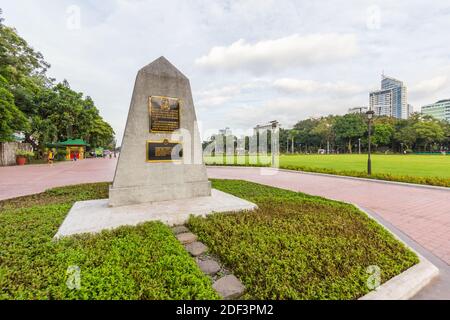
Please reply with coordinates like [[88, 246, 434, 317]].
[[2, 0, 450, 143]]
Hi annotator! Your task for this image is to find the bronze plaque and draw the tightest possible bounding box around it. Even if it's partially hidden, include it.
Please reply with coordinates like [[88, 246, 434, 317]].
[[149, 96, 180, 132], [146, 139, 183, 163]]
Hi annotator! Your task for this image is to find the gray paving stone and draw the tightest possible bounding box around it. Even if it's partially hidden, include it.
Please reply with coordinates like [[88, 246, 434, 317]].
[[172, 225, 189, 235], [176, 232, 197, 245], [213, 275, 245, 299], [185, 242, 207, 256], [197, 259, 221, 275]]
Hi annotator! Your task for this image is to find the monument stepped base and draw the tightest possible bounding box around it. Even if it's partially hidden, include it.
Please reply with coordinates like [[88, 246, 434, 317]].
[[109, 181, 212, 207], [54, 189, 257, 238]]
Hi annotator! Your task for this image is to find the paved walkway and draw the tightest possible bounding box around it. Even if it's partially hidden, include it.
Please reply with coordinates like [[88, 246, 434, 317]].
[[0, 158, 117, 201], [207, 167, 450, 266]]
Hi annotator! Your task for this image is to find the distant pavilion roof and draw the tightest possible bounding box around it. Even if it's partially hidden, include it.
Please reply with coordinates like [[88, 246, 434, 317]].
[[56, 139, 89, 146]]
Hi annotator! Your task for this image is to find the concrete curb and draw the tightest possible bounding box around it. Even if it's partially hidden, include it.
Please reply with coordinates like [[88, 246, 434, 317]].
[[206, 165, 450, 192], [356, 205, 439, 300]]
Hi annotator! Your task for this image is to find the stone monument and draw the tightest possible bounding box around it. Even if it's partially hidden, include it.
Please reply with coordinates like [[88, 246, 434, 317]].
[[109, 56, 211, 206], [54, 57, 256, 238]]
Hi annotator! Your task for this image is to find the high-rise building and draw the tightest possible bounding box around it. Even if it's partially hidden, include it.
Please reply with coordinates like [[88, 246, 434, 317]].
[[348, 106, 368, 114], [369, 75, 408, 119], [421, 99, 450, 122], [408, 104, 414, 117]]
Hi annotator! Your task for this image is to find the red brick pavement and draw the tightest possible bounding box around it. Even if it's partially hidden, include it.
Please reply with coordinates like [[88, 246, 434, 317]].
[[0, 158, 117, 201], [207, 167, 450, 266]]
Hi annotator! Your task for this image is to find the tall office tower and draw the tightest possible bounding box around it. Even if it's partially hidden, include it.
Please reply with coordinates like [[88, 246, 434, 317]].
[[369, 75, 408, 119], [408, 104, 414, 118]]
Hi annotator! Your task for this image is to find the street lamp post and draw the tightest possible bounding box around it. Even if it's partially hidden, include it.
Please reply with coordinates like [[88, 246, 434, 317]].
[[366, 110, 375, 175], [270, 120, 279, 168], [358, 138, 361, 154]]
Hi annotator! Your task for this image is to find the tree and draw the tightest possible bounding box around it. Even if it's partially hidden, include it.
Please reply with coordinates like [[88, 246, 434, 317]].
[[286, 129, 299, 153], [293, 118, 321, 152], [334, 114, 366, 153], [0, 75, 28, 141], [413, 121, 445, 152], [0, 11, 115, 151], [279, 128, 290, 153], [311, 116, 336, 153], [372, 123, 394, 150], [0, 12, 49, 85], [394, 126, 417, 151]]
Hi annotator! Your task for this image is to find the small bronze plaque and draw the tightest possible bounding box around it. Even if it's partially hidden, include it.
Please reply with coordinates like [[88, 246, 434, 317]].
[[147, 139, 183, 163], [149, 96, 180, 132]]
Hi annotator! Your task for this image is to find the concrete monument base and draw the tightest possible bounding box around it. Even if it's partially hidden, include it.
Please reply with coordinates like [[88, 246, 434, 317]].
[[54, 189, 257, 238], [109, 180, 212, 207]]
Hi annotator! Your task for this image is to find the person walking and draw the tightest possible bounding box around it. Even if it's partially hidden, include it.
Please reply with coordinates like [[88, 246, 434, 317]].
[[47, 150, 54, 165]]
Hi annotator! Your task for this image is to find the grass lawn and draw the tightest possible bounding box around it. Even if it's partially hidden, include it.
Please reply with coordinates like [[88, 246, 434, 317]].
[[0, 180, 419, 300], [279, 154, 450, 178], [204, 154, 450, 187], [0, 183, 218, 300], [188, 179, 419, 300]]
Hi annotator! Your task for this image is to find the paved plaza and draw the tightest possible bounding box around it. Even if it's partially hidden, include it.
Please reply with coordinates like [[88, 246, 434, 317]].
[[0, 158, 117, 201]]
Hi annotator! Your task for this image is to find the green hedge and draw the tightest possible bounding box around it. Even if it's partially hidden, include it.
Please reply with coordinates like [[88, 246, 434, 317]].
[[205, 163, 450, 188], [280, 164, 450, 188]]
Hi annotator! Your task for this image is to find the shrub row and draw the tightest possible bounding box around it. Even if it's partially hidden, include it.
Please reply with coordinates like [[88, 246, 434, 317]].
[[205, 162, 450, 188]]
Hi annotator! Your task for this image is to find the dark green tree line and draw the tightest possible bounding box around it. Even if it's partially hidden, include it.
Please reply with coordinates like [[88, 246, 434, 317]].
[[283, 113, 449, 154]]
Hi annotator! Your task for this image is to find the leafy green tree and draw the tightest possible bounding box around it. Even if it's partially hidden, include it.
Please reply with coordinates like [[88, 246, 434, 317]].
[[0, 11, 115, 151], [311, 116, 336, 152], [279, 128, 290, 153], [413, 120, 445, 152], [394, 126, 417, 151], [334, 114, 366, 153], [372, 123, 394, 150], [0, 75, 28, 141], [293, 118, 321, 152]]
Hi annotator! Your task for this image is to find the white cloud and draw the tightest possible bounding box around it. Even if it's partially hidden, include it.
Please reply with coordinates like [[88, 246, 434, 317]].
[[195, 80, 269, 109], [195, 85, 242, 107], [219, 96, 354, 130], [411, 75, 448, 94], [273, 78, 363, 95], [195, 33, 359, 74]]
